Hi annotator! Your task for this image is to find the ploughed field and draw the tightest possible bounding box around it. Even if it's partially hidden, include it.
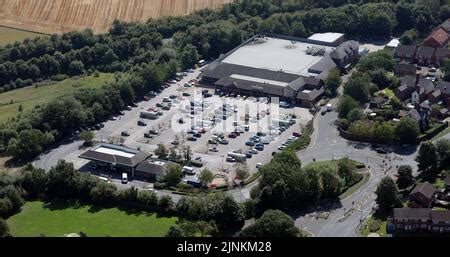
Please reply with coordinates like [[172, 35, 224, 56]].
[[0, 0, 233, 34]]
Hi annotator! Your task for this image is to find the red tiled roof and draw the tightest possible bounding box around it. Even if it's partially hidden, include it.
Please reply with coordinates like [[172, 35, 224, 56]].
[[425, 27, 449, 45]]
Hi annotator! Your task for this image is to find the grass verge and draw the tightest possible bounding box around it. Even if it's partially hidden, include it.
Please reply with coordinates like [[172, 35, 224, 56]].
[[7, 201, 178, 237]]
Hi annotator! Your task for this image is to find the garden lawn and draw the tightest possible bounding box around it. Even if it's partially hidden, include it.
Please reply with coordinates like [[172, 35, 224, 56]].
[[0, 26, 46, 46], [0, 73, 114, 123], [7, 201, 178, 237]]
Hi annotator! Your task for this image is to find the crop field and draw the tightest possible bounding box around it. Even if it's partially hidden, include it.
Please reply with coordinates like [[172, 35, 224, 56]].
[[0, 0, 233, 34], [0, 73, 114, 124], [7, 201, 179, 237], [0, 26, 45, 46]]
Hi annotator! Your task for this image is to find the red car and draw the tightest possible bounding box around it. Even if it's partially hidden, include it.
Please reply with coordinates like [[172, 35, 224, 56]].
[[293, 132, 302, 137], [228, 133, 237, 138]]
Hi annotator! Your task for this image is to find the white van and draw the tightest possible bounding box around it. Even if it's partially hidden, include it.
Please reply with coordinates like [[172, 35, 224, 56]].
[[182, 166, 196, 175], [121, 173, 128, 184]]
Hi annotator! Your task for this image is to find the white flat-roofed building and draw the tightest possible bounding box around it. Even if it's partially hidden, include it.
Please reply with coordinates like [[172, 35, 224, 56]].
[[308, 32, 345, 45]]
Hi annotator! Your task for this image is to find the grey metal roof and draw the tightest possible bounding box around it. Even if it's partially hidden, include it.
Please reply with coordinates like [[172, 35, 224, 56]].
[[410, 182, 436, 199], [308, 55, 337, 74], [287, 77, 305, 91], [215, 76, 285, 96], [393, 208, 431, 220], [202, 62, 300, 83]]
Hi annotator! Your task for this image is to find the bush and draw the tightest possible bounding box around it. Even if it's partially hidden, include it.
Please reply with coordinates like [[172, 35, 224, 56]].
[[154, 182, 167, 190], [368, 219, 382, 232], [176, 182, 194, 191], [50, 74, 69, 81], [0, 198, 13, 218], [0, 218, 9, 237]]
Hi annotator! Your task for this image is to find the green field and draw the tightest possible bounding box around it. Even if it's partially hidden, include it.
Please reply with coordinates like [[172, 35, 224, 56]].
[[0, 26, 46, 46], [0, 73, 114, 123], [7, 201, 179, 237]]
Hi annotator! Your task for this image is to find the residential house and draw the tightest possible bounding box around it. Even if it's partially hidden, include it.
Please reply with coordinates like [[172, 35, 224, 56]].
[[409, 182, 436, 208], [433, 48, 450, 67], [411, 78, 435, 105], [330, 40, 360, 71], [416, 46, 435, 66], [389, 208, 450, 233], [395, 75, 417, 101], [394, 62, 417, 77], [369, 96, 387, 109], [394, 45, 416, 63], [424, 27, 449, 48], [440, 18, 450, 33], [436, 81, 450, 108]]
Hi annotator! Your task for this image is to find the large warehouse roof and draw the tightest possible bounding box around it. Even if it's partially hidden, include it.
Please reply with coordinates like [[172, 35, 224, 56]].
[[221, 36, 335, 76]]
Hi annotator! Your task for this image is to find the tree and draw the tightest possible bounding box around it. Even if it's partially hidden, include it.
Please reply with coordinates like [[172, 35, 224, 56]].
[[45, 160, 80, 199], [337, 95, 359, 118], [338, 158, 358, 186], [236, 209, 299, 237], [372, 122, 395, 144], [158, 195, 174, 210], [0, 185, 24, 214], [203, 193, 245, 231], [344, 72, 371, 103], [79, 131, 94, 146], [395, 118, 419, 144], [375, 177, 400, 211], [19, 164, 47, 198], [0, 198, 13, 218], [180, 44, 199, 70], [68, 60, 85, 75], [182, 145, 192, 164], [199, 168, 214, 187], [166, 226, 185, 237], [325, 68, 341, 97], [396, 165, 414, 189], [0, 218, 9, 237], [346, 108, 363, 122], [163, 164, 182, 186], [155, 144, 168, 159], [415, 142, 438, 175], [7, 129, 54, 160], [436, 139, 450, 168], [235, 164, 249, 180], [320, 169, 342, 198], [90, 182, 117, 204]]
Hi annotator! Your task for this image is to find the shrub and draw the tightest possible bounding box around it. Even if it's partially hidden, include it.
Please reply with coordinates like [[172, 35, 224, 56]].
[[368, 219, 382, 232], [50, 74, 69, 81]]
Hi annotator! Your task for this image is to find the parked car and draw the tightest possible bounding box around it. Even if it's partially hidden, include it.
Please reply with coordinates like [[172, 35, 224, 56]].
[[279, 101, 290, 108], [193, 133, 202, 138], [171, 140, 180, 145], [188, 137, 197, 142], [183, 92, 191, 96], [256, 163, 262, 169], [121, 131, 130, 137], [293, 132, 302, 137], [219, 139, 229, 145], [255, 145, 264, 151], [228, 133, 237, 139], [245, 141, 255, 146], [226, 157, 236, 162], [209, 146, 219, 152], [249, 149, 258, 154], [121, 173, 128, 184], [375, 147, 387, 154]]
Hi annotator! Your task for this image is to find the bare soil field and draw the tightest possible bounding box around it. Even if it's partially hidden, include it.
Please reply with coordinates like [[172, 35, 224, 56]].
[[0, 0, 233, 34]]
